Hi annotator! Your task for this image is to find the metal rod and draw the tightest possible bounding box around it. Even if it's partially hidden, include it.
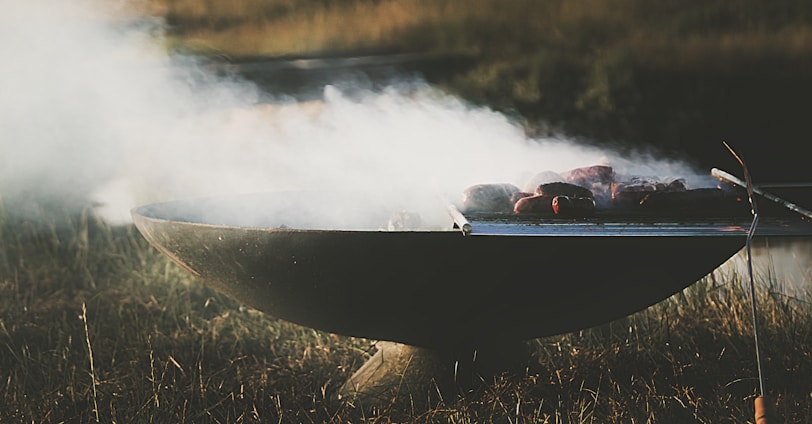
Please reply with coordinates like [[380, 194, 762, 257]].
[[711, 167, 812, 220], [745, 201, 766, 399], [721, 142, 768, 422]]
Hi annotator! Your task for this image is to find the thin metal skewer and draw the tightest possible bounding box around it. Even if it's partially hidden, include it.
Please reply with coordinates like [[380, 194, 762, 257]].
[[722, 142, 768, 423]]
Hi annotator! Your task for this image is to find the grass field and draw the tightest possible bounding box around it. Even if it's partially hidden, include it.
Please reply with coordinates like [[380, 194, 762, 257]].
[[2, 196, 811, 423]]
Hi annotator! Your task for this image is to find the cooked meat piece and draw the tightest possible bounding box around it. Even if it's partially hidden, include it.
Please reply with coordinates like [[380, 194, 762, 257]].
[[552, 196, 596, 216], [514, 194, 556, 214], [611, 176, 690, 209], [665, 178, 688, 192], [611, 182, 657, 207], [535, 182, 594, 199], [462, 183, 521, 213], [561, 165, 614, 188]]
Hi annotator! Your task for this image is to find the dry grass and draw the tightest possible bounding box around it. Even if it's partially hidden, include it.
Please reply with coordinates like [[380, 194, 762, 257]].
[[2, 195, 811, 422]]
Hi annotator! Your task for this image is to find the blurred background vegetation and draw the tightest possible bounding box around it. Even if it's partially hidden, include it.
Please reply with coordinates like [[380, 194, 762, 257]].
[[142, 0, 812, 181]]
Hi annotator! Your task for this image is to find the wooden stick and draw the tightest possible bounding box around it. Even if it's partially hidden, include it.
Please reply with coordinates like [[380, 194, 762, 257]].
[[754, 396, 769, 424], [711, 168, 812, 220]]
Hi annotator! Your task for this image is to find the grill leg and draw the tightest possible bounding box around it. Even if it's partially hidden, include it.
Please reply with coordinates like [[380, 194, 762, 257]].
[[335, 340, 533, 409]]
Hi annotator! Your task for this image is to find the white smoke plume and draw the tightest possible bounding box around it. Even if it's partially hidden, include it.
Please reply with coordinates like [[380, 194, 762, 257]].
[[0, 0, 705, 227]]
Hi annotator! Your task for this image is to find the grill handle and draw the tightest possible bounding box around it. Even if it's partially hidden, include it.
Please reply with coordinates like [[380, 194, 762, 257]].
[[442, 200, 472, 236], [711, 168, 812, 220]]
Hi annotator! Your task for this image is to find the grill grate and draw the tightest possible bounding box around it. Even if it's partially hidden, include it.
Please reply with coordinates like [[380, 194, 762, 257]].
[[451, 211, 812, 237]]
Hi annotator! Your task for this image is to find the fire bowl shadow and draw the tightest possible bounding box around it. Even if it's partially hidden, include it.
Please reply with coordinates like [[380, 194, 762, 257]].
[[131, 190, 811, 404]]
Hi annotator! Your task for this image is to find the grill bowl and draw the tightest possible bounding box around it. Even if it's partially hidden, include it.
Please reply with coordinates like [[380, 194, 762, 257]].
[[132, 190, 809, 348]]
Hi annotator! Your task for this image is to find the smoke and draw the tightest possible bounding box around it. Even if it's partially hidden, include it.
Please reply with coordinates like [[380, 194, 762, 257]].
[[0, 0, 707, 228]]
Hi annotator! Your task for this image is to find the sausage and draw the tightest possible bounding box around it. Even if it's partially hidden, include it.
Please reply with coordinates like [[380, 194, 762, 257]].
[[462, 183, 521, 213], [514, 194, 556, 214], [611, 177, 690, 209], [552, 196, 596, 216], [665, 178, 688, 192], [535, 182, 594, 199]]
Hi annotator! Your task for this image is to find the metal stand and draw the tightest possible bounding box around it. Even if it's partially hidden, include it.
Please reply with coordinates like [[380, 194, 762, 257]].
[[336, 340, 534, 409]]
